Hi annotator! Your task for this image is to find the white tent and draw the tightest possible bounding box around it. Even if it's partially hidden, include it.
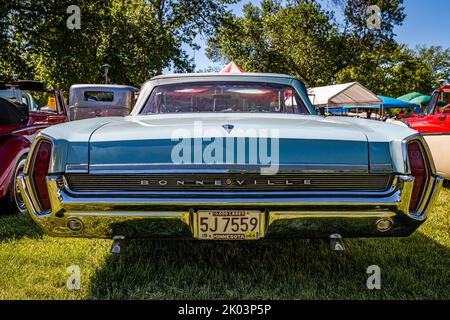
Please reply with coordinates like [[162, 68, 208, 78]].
[[308, 82, 382, 109]]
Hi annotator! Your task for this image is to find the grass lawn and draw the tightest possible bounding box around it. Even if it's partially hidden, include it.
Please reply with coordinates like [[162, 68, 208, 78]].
[[0, 185, 449, 300]]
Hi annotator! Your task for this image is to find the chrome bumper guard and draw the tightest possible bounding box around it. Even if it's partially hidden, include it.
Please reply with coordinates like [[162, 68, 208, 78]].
[[18, 174, 443, 239]]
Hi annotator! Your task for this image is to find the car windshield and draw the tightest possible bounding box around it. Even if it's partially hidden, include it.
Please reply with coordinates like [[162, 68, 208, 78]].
[[140, 82, 309, 114], [0, 89, 59, 113], [26, 91, 59, 113], [0, 88, 23, 105], [427, 90, 450, 115]]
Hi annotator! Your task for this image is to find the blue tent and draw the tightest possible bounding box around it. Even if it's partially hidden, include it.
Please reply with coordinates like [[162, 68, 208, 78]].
[[329, 95, 421, 114], [376, 95, 421, 113]]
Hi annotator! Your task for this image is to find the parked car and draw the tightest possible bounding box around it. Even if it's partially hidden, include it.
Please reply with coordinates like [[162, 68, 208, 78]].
[[403, 85, 450, 179], [68, 84, 138, 121], [404, 86, 450, 134], [18, 73, 442, 244], [0, 80, 68, 214]]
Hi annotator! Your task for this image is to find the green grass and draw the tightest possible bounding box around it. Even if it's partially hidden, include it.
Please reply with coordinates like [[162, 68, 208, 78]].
[[0, 185, 449, 300]]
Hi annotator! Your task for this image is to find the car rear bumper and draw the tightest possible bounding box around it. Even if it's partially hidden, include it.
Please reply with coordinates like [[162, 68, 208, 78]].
[[18, 174, 443, 239]]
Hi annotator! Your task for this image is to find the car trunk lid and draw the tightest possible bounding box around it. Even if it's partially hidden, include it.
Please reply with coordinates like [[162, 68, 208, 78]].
[[87, 114, 370, 173]]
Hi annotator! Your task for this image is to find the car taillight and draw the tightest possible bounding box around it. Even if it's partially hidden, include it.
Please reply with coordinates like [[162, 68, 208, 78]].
[[31, 140, 52, 211], [408, 141, 429, 212]]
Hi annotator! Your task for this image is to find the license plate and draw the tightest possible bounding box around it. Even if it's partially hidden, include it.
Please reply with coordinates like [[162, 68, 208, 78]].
[[196, 210, 261, 240]]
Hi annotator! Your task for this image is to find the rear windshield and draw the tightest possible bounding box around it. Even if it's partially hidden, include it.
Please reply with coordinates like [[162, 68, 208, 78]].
[[84, 91, 114, 102], [140, 82, 309, 114]]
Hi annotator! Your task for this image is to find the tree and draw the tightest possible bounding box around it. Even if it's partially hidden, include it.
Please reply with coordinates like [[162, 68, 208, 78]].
[[0, 0, 236, 90], [207, 0, 439, 96], [415, 45, 450, 88], [336, 44, 434, 97], [0, 1, 34, 82], [207, 0, 343, 86]]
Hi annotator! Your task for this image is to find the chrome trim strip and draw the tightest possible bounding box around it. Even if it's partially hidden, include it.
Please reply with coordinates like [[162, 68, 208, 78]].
[[62, 184, 398, 198], [53, 175, 407, 207], [24, 135, 54, 214], [401, 134, 438, 218], [423, 176, 444, 214], [70, 212, 186, 218], [12, 124, 50, 134], [409, 175, 444, 220], [87, 163, 371, 174], [401, 133, 437, 175], [370, 164, 393, 173], [422, 132, 450, 136], [65, 164, 89, 174], [270, 211, 395, 219]]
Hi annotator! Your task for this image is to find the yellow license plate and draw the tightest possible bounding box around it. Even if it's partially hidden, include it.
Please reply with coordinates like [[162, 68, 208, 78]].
[[196, 210, 261, 240]]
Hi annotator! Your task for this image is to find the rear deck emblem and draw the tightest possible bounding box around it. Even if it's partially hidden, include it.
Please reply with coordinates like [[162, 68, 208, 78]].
[[222, 124, 235, 134]]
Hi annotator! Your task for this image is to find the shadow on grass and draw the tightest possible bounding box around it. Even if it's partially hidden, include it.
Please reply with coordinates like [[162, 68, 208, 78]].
[[0, 213, 43, 242], [88, 232, 450, 300]]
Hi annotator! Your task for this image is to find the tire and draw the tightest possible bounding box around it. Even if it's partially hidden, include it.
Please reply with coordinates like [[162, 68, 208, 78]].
[[1, 156, 28, 215]]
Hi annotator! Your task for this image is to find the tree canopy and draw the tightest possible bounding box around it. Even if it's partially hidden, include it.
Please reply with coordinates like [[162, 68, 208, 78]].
[[0, 0, 236, 90], [0, 0, 449, 97], [207, 0, 449, 97]]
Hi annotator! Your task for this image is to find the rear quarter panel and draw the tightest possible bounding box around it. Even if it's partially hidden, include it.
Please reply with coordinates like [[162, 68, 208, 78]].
[[35, 117, 123, 174], [423, 134, 450, 179], [0, 134, 30, 198]]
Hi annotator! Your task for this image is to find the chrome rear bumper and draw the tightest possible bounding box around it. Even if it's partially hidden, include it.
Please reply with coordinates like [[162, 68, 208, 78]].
[[18, 174, 443, 239]]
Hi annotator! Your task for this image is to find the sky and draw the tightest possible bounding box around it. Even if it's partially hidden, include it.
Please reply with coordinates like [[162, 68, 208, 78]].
[[189, 0, 450, 71]]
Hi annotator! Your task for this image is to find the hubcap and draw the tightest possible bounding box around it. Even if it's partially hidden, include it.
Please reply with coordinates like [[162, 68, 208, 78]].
[[14, 163, 27, 213]]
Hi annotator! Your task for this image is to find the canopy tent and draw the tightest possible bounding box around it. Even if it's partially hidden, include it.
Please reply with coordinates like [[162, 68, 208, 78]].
[[397, 92, 424, 102], [409, 95, 431, 106], [328, 95, 421, 114], [308, 82, 382, 109], [328, 105, 379, 113], [375, 95, 421, 112], [397, 92, 430, 107], [220, 61, 244, 73]]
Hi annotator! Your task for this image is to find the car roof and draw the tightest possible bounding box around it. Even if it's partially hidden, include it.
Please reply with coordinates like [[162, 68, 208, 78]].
[[151, 72, 295, 81], [437, 85, 450, 92], [70, 84, 138, 90]]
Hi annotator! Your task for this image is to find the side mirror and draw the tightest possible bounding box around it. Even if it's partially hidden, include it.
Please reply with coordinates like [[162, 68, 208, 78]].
[[439, 114, 447, 121]]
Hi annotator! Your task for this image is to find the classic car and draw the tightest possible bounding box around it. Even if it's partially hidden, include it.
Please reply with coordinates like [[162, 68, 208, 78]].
[[17, 73, 443, 249], [68, 84, 138, 121], [0, 80, 68, 214], [404, 85, 450, 134], [402, 85, 450, 179]]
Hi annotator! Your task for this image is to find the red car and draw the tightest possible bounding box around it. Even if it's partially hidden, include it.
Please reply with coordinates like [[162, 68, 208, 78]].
[[403, 85, 450, 179], [0, 81, 68, 214], [404, 85, 450, 134]]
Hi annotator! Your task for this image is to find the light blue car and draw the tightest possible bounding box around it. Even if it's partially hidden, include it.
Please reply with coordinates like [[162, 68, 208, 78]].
[[18, 73, 443, 247]]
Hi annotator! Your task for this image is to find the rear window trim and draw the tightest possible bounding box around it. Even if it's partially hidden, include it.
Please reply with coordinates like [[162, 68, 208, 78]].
[[139, 81, 310, 115]]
